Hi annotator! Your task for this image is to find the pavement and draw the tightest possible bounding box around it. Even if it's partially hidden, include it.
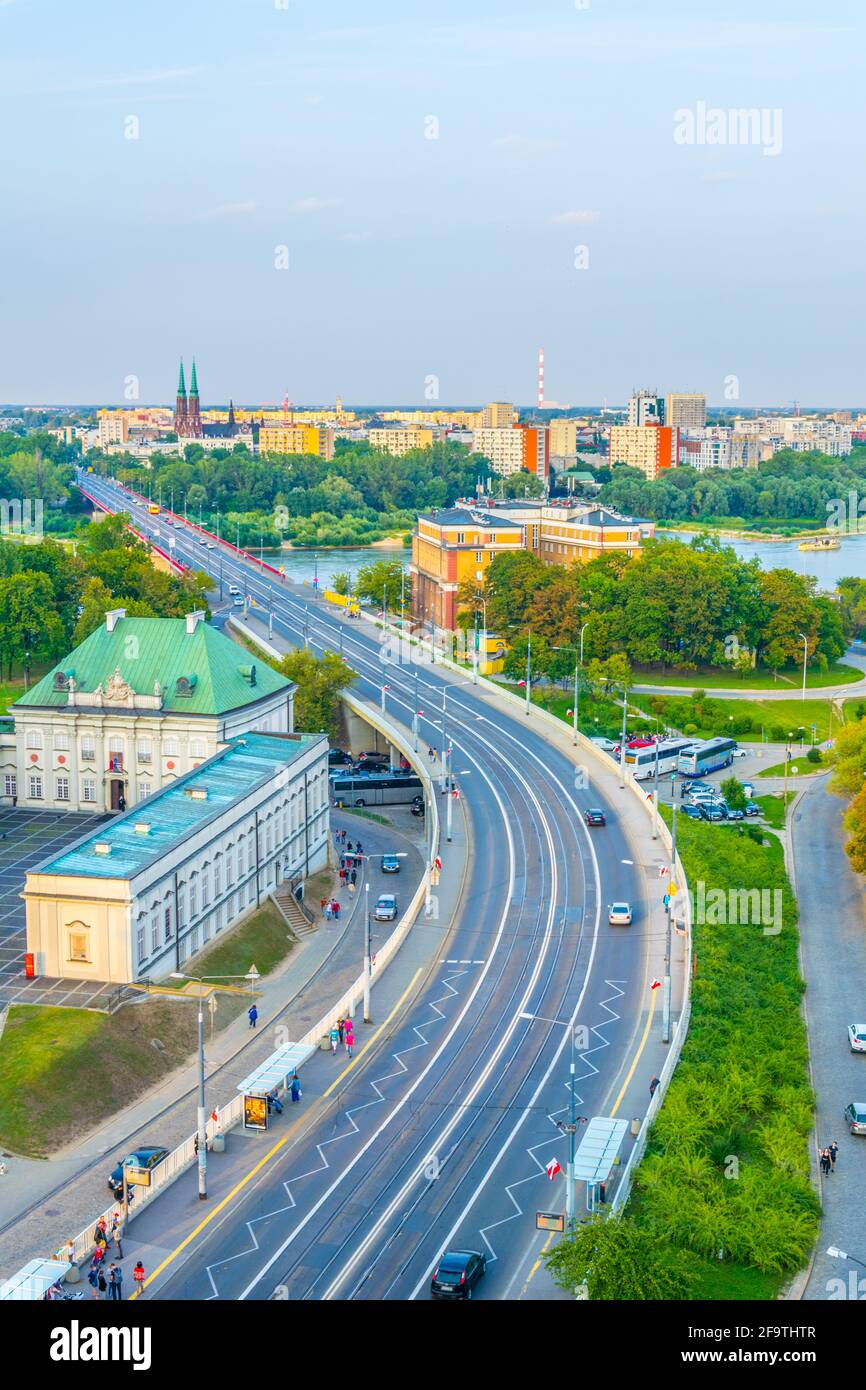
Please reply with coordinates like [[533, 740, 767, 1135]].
[[789, 776, 866, 1301], [0, 807, 428, 1281], [631, 647, 866, 701]]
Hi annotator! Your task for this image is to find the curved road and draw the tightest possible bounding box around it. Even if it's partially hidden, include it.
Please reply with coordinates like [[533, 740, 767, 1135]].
[[78, 473, 660, 1301]]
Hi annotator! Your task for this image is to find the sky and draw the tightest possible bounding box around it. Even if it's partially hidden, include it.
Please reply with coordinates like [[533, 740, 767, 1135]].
[[0, 0, 863, 407]]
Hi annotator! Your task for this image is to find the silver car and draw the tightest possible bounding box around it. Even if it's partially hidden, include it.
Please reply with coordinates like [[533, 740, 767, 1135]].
[[848, 1023, 866, 1054], [844, 1102, 866, 1135], [374, 893, 398, 922]]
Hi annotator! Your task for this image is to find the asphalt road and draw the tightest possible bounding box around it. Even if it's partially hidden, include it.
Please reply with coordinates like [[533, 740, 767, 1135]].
[[78, 473, 659, 1302]]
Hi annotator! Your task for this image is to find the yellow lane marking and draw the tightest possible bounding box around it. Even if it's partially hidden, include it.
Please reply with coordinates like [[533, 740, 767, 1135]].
[[521, 987, 658, 1297], [130, 966, 422, 1298]]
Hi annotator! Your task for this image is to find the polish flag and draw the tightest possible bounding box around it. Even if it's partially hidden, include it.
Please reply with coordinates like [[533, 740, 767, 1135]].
[[546, 1157, 561, 1181], [651, 978, 662, 991], [659, 865, 669, 878]]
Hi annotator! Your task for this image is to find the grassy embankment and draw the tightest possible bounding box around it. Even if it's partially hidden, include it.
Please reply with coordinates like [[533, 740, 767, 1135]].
[[632, 663, 862, 691], [0, 902, 296, 1156], [624, 806, 818, 1299]]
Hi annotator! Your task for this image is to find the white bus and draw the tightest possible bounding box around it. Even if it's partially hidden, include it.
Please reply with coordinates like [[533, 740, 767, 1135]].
[[330, 772, 424, 809], [624, 738, 697, 782], [677, 737, 737, 777]]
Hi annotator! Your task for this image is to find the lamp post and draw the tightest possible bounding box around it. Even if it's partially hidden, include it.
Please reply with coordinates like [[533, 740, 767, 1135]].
[[524, 630, 532, 715], [412, 665, 420, 752], [358, 852, 407, 1022], [619, 686, 629, 789], [662, 796, 677, 1044], [783, 730, 794, 804], [799, 631, 808, 701], [520, 1008, 588, 1239]]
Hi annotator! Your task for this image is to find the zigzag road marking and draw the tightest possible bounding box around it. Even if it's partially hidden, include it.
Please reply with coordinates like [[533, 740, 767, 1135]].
[[476, 979, 627, 1263], [204, 970, 468, 1297]]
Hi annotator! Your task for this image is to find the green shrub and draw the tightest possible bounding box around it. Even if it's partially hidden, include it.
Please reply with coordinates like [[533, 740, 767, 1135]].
[[806, 747, 822, 764], [683, 722, 698, 736]]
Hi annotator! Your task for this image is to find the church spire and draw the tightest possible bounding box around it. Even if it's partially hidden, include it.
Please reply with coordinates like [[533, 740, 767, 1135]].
[[185, 357, 202, 438], [177, 359, 187, 397], [189, 359, 199, 396], [175, 359, 188, 435]]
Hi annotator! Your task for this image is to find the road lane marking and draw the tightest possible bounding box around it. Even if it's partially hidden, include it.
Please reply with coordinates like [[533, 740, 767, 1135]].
[[322, 969, 422, 1098]]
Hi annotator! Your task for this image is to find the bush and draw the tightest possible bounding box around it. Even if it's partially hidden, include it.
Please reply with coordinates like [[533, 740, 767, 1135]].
[[683, 722, 698, 736], [770, 724, 787, 742], [806, 747, 822, 764]]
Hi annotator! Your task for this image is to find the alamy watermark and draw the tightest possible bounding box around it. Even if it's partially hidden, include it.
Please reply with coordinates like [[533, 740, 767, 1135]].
[[674, 102, 783, 157], [0, 498, 43, 539], [688, 879, 782, 936]]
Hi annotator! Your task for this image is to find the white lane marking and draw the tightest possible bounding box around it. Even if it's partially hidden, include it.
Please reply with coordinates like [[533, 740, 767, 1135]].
[[621, 858, 634, 865]]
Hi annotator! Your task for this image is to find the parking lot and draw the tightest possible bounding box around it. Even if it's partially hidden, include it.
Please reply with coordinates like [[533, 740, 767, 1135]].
[[0, 807, 112, 1009]]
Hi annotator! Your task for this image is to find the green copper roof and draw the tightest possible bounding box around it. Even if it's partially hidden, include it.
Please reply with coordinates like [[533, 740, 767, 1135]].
[[15, 616, 293, 717], [177, 359, 187, 397], [34, 732, 323, 880], [189, 359, 199, 396]]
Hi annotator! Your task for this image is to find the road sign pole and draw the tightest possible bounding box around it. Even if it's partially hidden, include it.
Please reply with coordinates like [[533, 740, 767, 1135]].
[[364, 882, 372, 1023], [197, 1000, 207, 1199], [662, 801, 677, 1044]]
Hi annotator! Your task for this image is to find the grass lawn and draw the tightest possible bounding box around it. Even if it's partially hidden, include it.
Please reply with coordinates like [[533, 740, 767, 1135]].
[[754, 792, 796, 829], [654, 695, 843, 743], [0, 903, 296, 1156], [632, 662, 863, 691], [0, 999, 199, 1157], [758, 759, 825, 779]]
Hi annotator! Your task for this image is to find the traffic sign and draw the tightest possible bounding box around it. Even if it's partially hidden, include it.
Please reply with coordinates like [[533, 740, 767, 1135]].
[[536, 1211, 565, 1233]]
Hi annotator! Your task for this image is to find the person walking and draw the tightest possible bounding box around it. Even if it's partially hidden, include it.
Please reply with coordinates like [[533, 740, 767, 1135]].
[[329, 1024, 340, 1054], [290, 1071, 302, 1104], [133, 1261, 145, 1297], [97, 1267, 108, 1298], [320, 896, 328, 915], [649, 1076, 660, 1098], [346, 840, 354, 854], [338, 1017, 345, 1045], [345, 1020, 355, 1058], [350, 867, 357, 887], [107, 1263, 119, 1301], [111, 1213, 124, 1260], [332, 899, 340, 920], [248, 1004, 258, 1029], [820, 1147, 831, 1176], [829, 1140, 839, 1171], [87, 1264, 100, 1300]]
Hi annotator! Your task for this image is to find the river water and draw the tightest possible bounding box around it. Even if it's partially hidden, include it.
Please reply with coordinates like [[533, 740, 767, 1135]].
[[276, 544, 407, 591]]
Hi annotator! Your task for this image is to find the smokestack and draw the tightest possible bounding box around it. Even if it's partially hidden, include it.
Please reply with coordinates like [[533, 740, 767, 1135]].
[[537, 347, 545, 410]]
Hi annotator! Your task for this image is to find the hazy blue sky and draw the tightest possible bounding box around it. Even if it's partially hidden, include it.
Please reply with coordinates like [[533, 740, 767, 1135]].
[[0, 0, 862, 406]]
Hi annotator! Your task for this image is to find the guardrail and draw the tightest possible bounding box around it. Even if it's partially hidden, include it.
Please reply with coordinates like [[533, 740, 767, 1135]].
[[58, 633, 440, 1279]]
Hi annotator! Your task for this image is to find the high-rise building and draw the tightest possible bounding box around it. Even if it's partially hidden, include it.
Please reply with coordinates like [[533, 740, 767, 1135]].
[[666, 393, 707, 429], [480, 402, 516, 429], [96, 412, 128, 448], [548, 418, 580, 457], [367, 426, 434, 455], [609, 424, 679, 480], [472, 425, 549, 479], [258, 424, 335, 460], [627, 390, 665, 427]]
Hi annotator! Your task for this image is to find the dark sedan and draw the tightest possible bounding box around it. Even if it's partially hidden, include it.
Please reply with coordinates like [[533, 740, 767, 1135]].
[[584, 808, 606, 827], [430, 1250, 487, 1299], [108, 1146, 169, 1197]]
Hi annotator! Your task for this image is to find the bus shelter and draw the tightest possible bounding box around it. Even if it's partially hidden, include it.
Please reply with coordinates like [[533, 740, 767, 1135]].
[[574, 1117, 630, 1212], [237, 1040, 315, 1131], [1, 1258, 73, 1301]]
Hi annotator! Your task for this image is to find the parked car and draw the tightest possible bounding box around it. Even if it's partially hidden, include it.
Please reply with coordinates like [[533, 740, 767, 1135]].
[[848, 1023, 866, 1054], [608, 902, 633, 927], [726, 807, 746, 821], [430, 1250, 486, 1300], [733, 749, 749, 758], [410, 800, 425, 818], [328, 748, 353, 767], [844, 1102, 866, 1135], [356, 751, 390, 768], [381, 855, 401, 873], [589, 737, 618, 755], [108, 1146, 169, 1197], [681, 805, 703, 821], [700, 805, 725, 822], [584, 808, 606, 827], [374, 893, 398, 921], [744, 800, 761, 817]]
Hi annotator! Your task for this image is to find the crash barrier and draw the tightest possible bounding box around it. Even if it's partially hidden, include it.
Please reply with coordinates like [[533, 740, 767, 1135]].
[[77, 486, 191, 577], [364, 608, 693, 1217], [46, 655, 439, 1283]]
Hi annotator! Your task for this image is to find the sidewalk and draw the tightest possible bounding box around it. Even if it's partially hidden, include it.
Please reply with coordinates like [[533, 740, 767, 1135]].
[[0, 788, 450, 1282]]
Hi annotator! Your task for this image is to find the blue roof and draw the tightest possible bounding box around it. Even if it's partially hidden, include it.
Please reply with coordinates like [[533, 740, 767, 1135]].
[[33, 732, 323, 880]]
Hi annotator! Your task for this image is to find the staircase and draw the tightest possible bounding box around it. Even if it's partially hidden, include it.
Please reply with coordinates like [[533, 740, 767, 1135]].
[[271, 881, 318, 937]]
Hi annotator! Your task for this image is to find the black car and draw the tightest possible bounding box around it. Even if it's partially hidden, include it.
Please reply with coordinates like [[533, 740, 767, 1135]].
[[430, 1249, 487, 1299], [356, 751, 390, 768], [681, 804, 703, 821], [108, 1146, 169, 1197], [410, 799, 425, 818], [328, 748, 353, 767], [584, 808, 606, 827]]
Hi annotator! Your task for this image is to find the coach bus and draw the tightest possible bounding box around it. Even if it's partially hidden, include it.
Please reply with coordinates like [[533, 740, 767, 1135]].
[[677, 736, 737, 778], [624, 738, 697, 782], [330, 771, 424, 809]]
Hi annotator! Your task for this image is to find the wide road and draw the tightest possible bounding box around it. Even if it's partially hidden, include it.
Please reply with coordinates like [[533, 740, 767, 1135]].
[[78, 472, 659, 1301]]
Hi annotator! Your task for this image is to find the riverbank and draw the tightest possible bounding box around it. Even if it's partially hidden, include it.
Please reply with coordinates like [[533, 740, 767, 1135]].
[[661, 520, 839, 543]]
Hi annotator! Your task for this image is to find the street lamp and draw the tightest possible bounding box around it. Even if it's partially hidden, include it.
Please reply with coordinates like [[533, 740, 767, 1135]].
[[168, 968, 261, 1199], [358, 853, 407, 1022], [827, 1245, 866, 1269], [520, 1008, 588, 1238], [798, 631, 808, 702]]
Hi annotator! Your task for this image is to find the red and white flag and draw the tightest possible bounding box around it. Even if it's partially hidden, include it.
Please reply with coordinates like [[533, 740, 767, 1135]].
[[651, 978, 662, 991], [659, 865, 669, 878], [546, 1157, 561, 1181]]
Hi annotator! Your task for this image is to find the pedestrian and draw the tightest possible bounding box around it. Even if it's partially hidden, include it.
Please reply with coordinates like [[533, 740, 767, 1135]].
[[320, 897, 328, 915], [97, 1268, 108, 1298], [338, 1017, 345, 1044], [87, 1265, 100, 1300], [111, 1213, 124, 1260], [96, 1216, 108, 1244], [332, 899, 340, 920], [345, 1021, 355, 1058], [329, 1024, 340, 1054], [91, 1242, 105, 1267], [428, 746, 436, 763], [340, 855, 346, 871], [347, 840, 354, 854], [339, 868, 346, 885], [59, 1238, 75, 1266], [267, 1086, 284, 1116], [350, 868, 357, 886], [324, 900, 333, 920], [829, 1140, 839, 1171], [290, 1071, 302, 1104], [649, 1075, 660, 1098], [820, 1148, 831, 1176], [248, 1004, 258, 1028], [356, 843, 363, 856], [107, 1263, 120, 1301], [133, 1261, 145, 1297]]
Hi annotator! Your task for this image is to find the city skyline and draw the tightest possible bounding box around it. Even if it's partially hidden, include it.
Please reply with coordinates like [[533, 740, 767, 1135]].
[[1, 0, 863, 403]]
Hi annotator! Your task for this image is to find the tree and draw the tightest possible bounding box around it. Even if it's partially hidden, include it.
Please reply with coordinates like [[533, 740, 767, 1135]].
[[277, 649, 355, 740], [720, 776, 747, 811], [544, 1216, 694, 1300], [331, 572, 351, 597], [355, 559, 407, 612], [0, 571, 65, 683]]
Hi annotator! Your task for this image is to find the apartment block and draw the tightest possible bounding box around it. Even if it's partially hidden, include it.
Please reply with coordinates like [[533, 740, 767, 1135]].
[[472, 425, 549, 479], [480, 401, 516, 429], [627, 390, 665, 427], [367, 426, 435, 455], [666, 393, 707, 429], [258, 424, 335, 460], [608, 424, 679, 480], [97, 412, 129, 448]]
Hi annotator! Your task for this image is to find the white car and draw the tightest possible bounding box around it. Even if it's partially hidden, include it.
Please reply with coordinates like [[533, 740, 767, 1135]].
[[733, 749, 749, 758], [848, 1023, 866, 1054], [229, 586, 241, 598], [608, 902, 633, 927], [590, 737, 618, 755]]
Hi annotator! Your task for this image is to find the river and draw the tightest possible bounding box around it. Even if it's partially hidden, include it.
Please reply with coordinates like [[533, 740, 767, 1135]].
[[275, 544, 407, 591], [661, 531, 866, 588]]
